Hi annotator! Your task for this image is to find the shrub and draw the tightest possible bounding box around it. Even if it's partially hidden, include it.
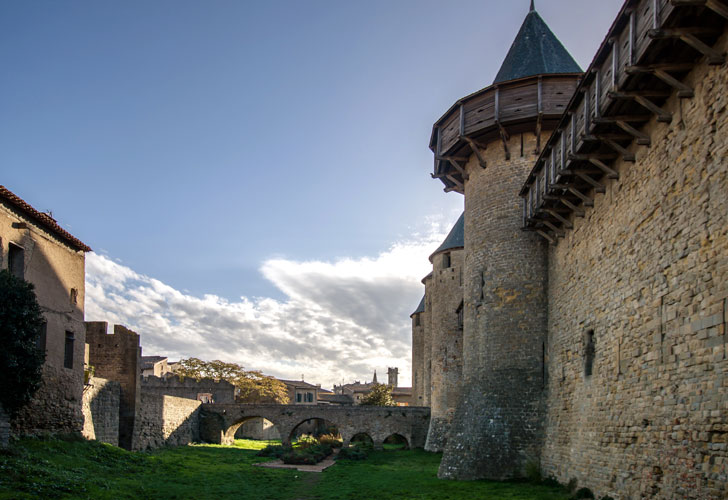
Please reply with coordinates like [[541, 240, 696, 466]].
[[282, 443, 332, 465], [256, 444, 290, 459], [524, 458, 541, 484], [318, 433, 343, 448], [294, 434, 319, 449], [336, 446, 367, 461], [0, 270, 46, 417]]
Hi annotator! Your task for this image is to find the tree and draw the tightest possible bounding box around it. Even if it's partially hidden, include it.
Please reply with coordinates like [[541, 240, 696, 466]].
[[359, 383, 395, 406], [175, 358, 289, 404], [0, 270, 46, 416]]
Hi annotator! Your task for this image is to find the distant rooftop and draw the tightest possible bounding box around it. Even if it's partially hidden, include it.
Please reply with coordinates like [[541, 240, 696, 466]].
[[411, 295, 425, 317], [141, 356, 168, 370], [493, 4, 581, 84], [278, 379, 320, 390], [430, 212, 464, 261]]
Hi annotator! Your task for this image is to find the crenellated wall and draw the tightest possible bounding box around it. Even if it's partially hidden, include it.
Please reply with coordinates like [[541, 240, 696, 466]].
[[141, 374, 235, 404]]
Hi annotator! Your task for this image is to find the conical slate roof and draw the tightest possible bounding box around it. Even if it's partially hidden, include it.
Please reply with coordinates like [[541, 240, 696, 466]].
[[493, 4, 581, 84], [411, 295, 425, 317], [430, 212, 464, 260]]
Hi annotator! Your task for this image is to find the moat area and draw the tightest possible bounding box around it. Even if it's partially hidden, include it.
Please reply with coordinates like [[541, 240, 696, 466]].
[[0, 437, 570, 500]]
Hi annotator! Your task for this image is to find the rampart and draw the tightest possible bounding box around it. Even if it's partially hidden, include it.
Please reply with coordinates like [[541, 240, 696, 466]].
[[141, 374, 235, 404], [134, 393, 201, 450], [85, 322, 141, 450]]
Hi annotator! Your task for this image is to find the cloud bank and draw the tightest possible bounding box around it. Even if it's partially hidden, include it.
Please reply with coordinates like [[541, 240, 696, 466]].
[[85, 218, 451, 388]]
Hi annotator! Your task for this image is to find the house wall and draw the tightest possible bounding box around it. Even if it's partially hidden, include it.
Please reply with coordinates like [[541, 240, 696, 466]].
[[542, 45, 728, 500], [82, 376, 120, 446], [425, 248, 464, 451], [0, 201, 86, 436]]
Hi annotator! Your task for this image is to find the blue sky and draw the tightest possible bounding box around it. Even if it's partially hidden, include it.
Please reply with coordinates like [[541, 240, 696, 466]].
[[1, 0, 622, 387]]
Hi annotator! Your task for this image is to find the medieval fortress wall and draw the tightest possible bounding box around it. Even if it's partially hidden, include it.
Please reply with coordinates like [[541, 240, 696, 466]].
[[414, 1, 728, 497], [543, 38, 728, 498]]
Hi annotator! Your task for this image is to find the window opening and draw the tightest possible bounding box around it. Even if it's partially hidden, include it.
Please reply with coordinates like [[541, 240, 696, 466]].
[[584, 330, 595, 377], [8, 243, 24, 279], [443, 252, 451, 268], [456, 301, 464, 330], [64, 331, 75, 369]]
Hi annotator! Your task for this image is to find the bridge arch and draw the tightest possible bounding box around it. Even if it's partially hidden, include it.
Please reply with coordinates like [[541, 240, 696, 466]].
[[382, 433, 409, 450], [222, 415, 283, 446], [288, 417, 339, 443]]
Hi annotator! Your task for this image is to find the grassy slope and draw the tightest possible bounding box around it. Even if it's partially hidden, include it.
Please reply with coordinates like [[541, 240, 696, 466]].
[[0, 437, 570, 500]]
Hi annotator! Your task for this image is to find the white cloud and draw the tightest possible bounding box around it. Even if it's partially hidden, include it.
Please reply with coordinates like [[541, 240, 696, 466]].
[[85, 216, 456, 389]]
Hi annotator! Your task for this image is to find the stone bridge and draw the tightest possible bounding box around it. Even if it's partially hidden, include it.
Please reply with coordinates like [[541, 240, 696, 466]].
[[199, 404, 431, 448]]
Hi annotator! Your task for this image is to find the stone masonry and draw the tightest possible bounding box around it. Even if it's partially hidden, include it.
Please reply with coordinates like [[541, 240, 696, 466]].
[[141, 374, 236, 404], [82, 377, 121, 446], [541, 34, 728, 499], [424, 226, 464, 452], [85, 322, 141, 450]]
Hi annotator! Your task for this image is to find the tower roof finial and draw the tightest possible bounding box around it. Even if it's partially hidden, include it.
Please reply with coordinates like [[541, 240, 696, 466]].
[[530, 0, 535, 12]]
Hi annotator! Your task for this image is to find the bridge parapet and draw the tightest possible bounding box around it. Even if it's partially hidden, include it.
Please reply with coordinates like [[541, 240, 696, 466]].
[[200, 404, 431, 448]]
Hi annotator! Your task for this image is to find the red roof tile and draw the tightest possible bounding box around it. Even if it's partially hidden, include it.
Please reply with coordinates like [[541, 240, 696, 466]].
[[0, 185, 91, 252]]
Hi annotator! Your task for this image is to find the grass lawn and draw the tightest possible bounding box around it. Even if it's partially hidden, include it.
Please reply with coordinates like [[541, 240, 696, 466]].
[[0, 436, 571, 500]]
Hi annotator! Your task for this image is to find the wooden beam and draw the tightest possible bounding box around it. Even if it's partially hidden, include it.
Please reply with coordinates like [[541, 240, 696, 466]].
[[626, 66, 695, 97], [593, 115, 651, 124], [541, 220, 565, 238], [615, 120, 651, 145], [536, 230, 556, 244], [567, 186, 594, 206], [670, 0, 728, 20], [601, 138, 636, 162], [575, 172, 607, 193], [446, 159, 469, 180], [569, 153, 619, 161], [497, 122, 511, 160], [588, 158, 620, 179], [649, 29, 726, 64], [544, 209, 574, 229], [436, 155, 470, 162], [608, 90, 672, 99], [626, 63, 694, 73], [582, 133, 634, 141], [445, 174, 464, 189], [558, 197, 586, 217], [462, 136, 487, 169], [609, 92, 672, 122]]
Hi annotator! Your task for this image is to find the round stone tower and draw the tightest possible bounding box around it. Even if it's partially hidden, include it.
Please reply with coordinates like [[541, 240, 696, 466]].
[[421, 272, 433, 407], [429, 4, 582, 479], [424, 213, 464, 452], [410, 295, 426, 405]]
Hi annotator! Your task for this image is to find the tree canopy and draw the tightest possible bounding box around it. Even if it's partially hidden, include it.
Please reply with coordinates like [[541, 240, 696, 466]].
[[175, 358, 289, 404], [0, 270, 46, 416], [359, 383, 395, 406]]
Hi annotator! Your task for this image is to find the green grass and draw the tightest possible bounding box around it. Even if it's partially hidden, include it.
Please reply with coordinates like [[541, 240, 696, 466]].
[[0, 436, 570, 500]]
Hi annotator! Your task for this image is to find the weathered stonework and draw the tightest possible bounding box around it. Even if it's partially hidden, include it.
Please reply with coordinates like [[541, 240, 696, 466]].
[[141, 374, 235, 404], [439, 132, 551, 479], [541, 38, 728, 499], [421, 274, 433, 407], [411, 305, 426, 406], [425, 246, 464, 452], [82, 376, 120, 446], [134, 393, 201, 450], [85, 322, 141, 450]]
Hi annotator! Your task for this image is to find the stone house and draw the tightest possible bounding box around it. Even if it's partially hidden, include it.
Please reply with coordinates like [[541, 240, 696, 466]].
[[334, 368, 413, 406], [279, 379, 321, 405], [0, 185, 91, 439], [140, 356, 173, 378], [415, 1, 728, 498]]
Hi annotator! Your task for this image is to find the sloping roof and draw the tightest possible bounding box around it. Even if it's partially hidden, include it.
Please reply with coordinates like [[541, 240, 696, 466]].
[[411, 295, 425, 317], [278, 379, 320, 390], [318, 393, 353, 405], [0, 185, 91, 252], [493, 6, 581, 84], [430, 212, 464, 261]]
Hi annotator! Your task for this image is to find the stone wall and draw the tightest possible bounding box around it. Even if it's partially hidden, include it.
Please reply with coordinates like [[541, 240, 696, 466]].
[[411, 310, 425, 406], [134, 393, 201, 451], [0, 405, 9, 448], [422, 274, 433, 407], [85, 322, 141, 450], [439, 131, 551, 480], [542, 40, 728, 500], [82, 376, 120, 446], [141, 375, 235, 404], [235, 417, 281, 441], [425, 247, 463, 452]]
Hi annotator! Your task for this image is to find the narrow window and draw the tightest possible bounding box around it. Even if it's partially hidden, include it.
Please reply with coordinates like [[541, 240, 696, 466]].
[[8, 243, 24, 279], [584, 330, 595, 377], [70, 288, 78, 305], [415, 314, 421, 327], [64, 331, 75, 369], [36, 322, 47, 353], [307, 392, 313, 403], [442, 252, 451, 268], [456, 301, 464, 330], [296, 393, 302, 403]]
